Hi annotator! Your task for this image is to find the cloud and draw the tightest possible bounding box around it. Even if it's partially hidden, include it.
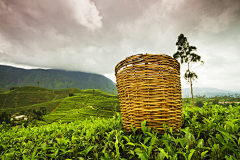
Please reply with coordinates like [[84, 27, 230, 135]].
[[197, 1, 240, 34], [69, 0, 102, 30], [0, 0, 240, 91]]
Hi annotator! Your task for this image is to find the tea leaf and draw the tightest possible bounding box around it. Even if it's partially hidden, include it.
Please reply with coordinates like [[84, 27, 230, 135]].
[[201, 151, 208, 159], [158, 148, 168, 159], [188, 149, 195, 160]]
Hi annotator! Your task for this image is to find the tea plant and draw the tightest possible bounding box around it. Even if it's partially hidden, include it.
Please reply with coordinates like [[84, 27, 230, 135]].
[[1, 104, 240, 159]]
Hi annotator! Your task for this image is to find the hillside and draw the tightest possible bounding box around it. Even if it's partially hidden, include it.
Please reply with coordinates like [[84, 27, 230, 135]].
[[0, 86, 120, 123], [43, 89, 120, 123], [0, 86, 79, 114], [0, 65, 117, 94]]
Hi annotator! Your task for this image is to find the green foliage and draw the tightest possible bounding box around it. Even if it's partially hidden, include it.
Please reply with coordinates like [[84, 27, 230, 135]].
[[173, 34, 202, 65], [195, 101, 204, 107], [0, 111, 11, 124], [30, 119, 39, 127], [0, 86, 76, 114], [0, 88, 8, 93], [36, 110, 43, 120], [10, 87, 20, 91], [25, 108, 43, 121], [173, 33, 204, 106], [95, 100, 120, 111], [0, 122, 11, 132], [41, 89, 119, 123], [213, 98, 219, 105], [1, 104, 240, 159], [40, 107, 47, 115], [69, 93, 74, 97], [184, 70, 198, 82]]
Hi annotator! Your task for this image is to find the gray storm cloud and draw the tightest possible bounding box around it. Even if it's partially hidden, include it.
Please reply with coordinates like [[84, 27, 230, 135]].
[[0, 0, 240, 91]]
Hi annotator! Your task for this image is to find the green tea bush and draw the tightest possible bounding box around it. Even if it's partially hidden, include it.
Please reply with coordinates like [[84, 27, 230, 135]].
[[195, 100, 204, 107], [69, 93, 74, 97], [213, 98, 219, 105], [10, 87, 20, 91], [0, 111, 11, 124], [0, 122, 11, 132], [1, 104, 240, 159]]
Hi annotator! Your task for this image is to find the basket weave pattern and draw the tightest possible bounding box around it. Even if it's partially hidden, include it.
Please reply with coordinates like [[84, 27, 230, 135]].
[[115, 54, 182, 133]]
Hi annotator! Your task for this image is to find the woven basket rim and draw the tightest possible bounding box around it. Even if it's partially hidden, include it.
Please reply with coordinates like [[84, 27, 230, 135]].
[[115, 53, 180, 75]]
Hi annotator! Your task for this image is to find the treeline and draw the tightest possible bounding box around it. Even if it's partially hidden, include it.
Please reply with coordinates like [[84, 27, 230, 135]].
[[184, 98, 222, 108], [183, 93, 240, 108], [0, 106, 47, 127], [194, 93, 240, 99]]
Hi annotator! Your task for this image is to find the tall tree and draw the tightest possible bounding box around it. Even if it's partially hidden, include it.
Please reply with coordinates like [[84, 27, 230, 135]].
[[0, 111, 11, 124], [40, 107, 46, 115], [173, 34, 203, 106]]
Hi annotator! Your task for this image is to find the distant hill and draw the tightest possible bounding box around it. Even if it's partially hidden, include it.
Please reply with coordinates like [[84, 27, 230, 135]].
[[182, 87, 239, 97], [0, 65, 117, 94]]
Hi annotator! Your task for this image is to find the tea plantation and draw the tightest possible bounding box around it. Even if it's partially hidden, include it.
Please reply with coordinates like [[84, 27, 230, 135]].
[[1, 86, 240, 159], [1, 103, 240, 159], [0, 86, 120, 124]]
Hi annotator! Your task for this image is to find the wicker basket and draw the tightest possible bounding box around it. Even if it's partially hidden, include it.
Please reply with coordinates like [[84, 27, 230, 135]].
[[115, 54, 182, 133]]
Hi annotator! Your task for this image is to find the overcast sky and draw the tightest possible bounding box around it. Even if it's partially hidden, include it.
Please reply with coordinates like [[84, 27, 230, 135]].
[[0, 0, 240, 91]]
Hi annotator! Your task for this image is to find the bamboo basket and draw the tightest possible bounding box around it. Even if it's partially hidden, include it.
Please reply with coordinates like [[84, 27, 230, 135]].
[[115, 54, 182, 133]]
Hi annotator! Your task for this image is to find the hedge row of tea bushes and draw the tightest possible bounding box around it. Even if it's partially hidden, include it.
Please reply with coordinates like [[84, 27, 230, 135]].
[[42, 89, 119, 124], [1, 104, 240, 159]]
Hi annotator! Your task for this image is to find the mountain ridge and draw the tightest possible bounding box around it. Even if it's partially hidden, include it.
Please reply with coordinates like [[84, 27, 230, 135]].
[[0, 65, 117, 94], [182, 87, 240, 97]]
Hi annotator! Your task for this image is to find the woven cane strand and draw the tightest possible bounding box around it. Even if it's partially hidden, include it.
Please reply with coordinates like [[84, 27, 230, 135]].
[[115, 54, 182, 133]]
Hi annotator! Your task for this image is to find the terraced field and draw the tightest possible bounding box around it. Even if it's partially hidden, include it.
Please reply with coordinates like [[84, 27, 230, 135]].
[[43, 89, 120, 123], [0, 86, 120, 124]]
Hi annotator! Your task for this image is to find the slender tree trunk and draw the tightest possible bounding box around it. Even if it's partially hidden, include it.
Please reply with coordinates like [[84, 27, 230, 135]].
[[188, 62, 194, 107], [190, 79, 194, 107]]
